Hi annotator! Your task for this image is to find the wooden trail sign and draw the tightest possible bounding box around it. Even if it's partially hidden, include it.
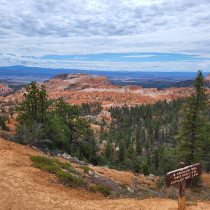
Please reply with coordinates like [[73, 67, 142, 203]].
[[165, 163, 201, 187], [165, 162, 201, 210]]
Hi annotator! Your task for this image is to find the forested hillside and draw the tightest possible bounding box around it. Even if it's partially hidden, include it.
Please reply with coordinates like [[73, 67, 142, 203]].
[[100, 98, 184, 175], [100, 71, 210, 177]]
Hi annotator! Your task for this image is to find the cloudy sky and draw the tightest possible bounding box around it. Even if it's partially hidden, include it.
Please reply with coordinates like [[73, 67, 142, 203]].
[[0, 0, 210, 71]]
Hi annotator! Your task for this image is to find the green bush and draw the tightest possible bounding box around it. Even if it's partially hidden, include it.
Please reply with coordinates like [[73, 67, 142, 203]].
[[119, 183, 127, 189], [156, 177, 165, 189], [192, 176, 202, 187], [141, 162, 150, 176], [30, 156, 112, 197], [95, 186, 111, 197], [0, 116, 10, 131], [90, 186, 97, 193], [30, 155, 83, 186], [56, 170, 83, 186], [53, 159, 81, 175], [81, 144, 93, 160], [31, 162, 60, 174], [30, 155, 52, 164], [77, 166, 93, 174]]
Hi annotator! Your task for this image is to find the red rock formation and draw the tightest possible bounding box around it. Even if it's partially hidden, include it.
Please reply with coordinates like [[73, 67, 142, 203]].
[[0, 84, 13, 96], [1, 73, 200, 110], [204, 74, 210, 82], [99, 110, 111, 122]]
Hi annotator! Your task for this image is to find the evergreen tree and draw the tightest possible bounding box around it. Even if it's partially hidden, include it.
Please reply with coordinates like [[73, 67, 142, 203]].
[[161, 128, 165, 143], [141, 162, 150, 175], [104, 140, 113, 160], [154, 122, 160, 141], [126, 144, 136, 160], [177, 70, 208, 165], [136, 140, 142, 156], [0, 116, 10, 131], [154, 148, 159, 170], [135, 127, 141, 141], [146, 149, 152, 166], [145, 138, 150, 150], [142, 129, 146, 143], [118, 141, 125, 162], [124, 134, 131, 149], [54, 97, 91, 144], [16, 81, 52, 126]]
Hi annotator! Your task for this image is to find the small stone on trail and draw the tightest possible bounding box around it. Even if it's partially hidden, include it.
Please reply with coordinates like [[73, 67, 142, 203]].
[[47, 152, 51, 156]]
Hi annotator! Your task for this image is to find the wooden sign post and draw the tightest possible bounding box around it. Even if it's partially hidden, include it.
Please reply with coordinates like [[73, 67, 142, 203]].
[[165, 162, 201, 210]]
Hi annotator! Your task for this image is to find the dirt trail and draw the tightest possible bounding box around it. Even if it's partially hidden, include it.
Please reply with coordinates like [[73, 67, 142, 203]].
[[0, 137, 210, 210]]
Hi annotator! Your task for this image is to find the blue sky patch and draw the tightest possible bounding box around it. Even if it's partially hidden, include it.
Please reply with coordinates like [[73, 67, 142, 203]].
[[40, 53, 210, 63]]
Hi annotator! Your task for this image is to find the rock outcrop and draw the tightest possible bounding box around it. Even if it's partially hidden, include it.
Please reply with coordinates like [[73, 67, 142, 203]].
[[0, 84, 13, 96], [205, 74, 210, 82]]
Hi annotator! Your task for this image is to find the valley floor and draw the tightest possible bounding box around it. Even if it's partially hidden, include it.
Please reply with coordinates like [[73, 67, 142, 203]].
[[0, 137, 209, 210]]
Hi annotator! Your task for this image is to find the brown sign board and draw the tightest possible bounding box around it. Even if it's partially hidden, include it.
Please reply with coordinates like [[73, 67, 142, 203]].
[[165, 163, 201, 187]]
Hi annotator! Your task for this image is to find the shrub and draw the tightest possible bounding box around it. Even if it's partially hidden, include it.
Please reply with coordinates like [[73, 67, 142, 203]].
[[30, 156, 113, 197], [30, 155, 52, 164], [156, 177, 165, 189], [141, 162, 150, 176], [53, 159, 81, 175], [90, 186, 97, 193], [0, 131, 13, 141], [95, 186, 111, 197], [77, 166, 93, 174], [30, 155, 83, 186], [192, 176, 202, 187], [31, 162, 60, 174], [119, 183, 127, 189], [56, 170, 83, 186]]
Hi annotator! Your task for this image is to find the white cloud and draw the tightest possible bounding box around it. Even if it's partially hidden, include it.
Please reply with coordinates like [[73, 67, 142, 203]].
[[122, 55, 157, 58], [0, 0, 210, 71], [1, 53, 209, 72], [0, 53, 46, 67]]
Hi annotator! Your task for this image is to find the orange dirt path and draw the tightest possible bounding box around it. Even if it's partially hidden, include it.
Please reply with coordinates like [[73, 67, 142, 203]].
[[0, 137, 210, 210]]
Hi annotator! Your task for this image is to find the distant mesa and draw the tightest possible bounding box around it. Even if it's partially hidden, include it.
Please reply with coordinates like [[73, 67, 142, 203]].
[[48, 73, 112, 90]]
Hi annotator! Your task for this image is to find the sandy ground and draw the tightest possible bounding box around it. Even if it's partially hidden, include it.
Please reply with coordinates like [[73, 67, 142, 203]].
[[0, 137, 210, 210]]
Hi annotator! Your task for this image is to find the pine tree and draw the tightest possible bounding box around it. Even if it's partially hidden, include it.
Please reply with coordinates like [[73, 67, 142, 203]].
[[104, 140, 113, 160], [177, 70, 208, 165], [161, 128, 165, 143], [136, 140, 142, 156], [126, 144, 136, 160], [146, 149, 152, 166], [54, 97, 91, 144], [118, 141, 125, 162], [16, 81, 52, 126], [141, 162, 150, 175], [154, 148, 159, 170], [135, 127, 141, 141], [124, 134, 131, 149]]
